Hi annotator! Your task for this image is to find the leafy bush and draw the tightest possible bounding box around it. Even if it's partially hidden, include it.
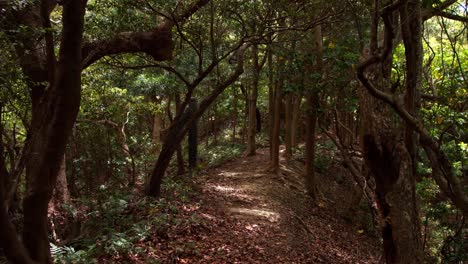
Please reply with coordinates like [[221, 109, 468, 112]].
[[51, 175, 199, 263], [198, 141, 245, 168]]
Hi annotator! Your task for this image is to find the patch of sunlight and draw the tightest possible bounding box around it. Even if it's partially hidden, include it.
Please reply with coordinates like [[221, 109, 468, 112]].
[[228, 207, 280, 222], [230, 193, 255, 200], [213, 185, 238, 192], [218, 171, 241, 177], [245, 224, 259, 231]]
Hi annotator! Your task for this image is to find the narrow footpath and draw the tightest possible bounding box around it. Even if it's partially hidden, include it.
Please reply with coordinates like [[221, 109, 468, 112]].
[[153, 148, 382, 263]]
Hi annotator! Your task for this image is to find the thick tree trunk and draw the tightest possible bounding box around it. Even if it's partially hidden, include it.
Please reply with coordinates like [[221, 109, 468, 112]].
[[357, 2, 423, 262], [21, 2, 87, 262], [400, 0, 422, 178], [53, 154, 70, 204], [363, 134, 422, 263]]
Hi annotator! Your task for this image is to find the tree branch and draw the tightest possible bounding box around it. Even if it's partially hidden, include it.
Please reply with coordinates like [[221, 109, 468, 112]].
[[433, 10, 468, 22], [81, 0, 210, 69], [357, 0, 468, 216]]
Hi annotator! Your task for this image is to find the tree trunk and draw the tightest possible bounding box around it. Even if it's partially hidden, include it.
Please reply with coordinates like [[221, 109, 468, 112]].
[[22, 2, 87, 262], [188, 99, 198, 173], [269, 81, 282, 172], [304, 25, 323, 200], [357, 2, 423, 262], [53, 154, 70, 204], [291, 95, 302, 148], [153, 111, 164, 147], [305, 93, 319, 199], [284, 93, 293, 160], [232, 86, 238, 142], [175, 94, 186, 175], [267, 43, 275, 159], [246, 45, 261, 156]]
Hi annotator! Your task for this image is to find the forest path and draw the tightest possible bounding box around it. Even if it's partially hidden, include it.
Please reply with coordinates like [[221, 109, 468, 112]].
[[172, 147, 382, 263]]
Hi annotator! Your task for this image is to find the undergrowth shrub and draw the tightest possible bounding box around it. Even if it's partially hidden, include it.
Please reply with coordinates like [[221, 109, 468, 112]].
[[51, 177, 198, 263]]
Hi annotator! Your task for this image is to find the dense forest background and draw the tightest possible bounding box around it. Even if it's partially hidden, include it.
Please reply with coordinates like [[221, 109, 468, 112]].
[[0, 0, 466, 263]]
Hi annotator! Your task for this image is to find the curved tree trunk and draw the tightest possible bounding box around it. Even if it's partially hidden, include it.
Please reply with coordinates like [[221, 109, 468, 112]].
[[147, 46, 248, 197]]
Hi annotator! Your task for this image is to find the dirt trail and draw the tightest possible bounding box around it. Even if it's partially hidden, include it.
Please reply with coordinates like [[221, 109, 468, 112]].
[[179, 148, 382, 263]]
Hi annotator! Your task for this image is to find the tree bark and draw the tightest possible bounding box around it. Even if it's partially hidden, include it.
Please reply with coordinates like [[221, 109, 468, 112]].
[[188, 99, 198, 173], [269, 80, 282, 172], [305, 92, 319, 199], [267, 42, 275, 159], [232, 86, 238, 141], [357, 2, 423, 262], [291, 95, 302, 148], [304, 25, 323, 200], [284, 93, 293, 160], [53, 154, 70, 204], [21, 1, 87, 262], [174, 94, 186, 175], [246, 45, 261, 156]]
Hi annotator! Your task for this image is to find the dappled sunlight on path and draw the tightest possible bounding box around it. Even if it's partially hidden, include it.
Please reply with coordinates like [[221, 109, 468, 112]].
[[189, 148, 382, 263]]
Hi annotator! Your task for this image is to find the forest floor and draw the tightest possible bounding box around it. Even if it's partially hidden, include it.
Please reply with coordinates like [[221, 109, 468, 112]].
[[147, 147, 383, 263]]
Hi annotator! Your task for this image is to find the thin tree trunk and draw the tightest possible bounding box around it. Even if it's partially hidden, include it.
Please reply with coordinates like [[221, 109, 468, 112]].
[[291, 95, 302, 148], [246, 45, 260, 156], [305, 93, 319, 199], [284, 93, 293, 160], [267, 43, 274, 158], [232, 86, 238, 142], [147, 46, 247, 197], [304, 25, 323, 200], [269, 80, 282, 172], [175, 94, 185, 175]]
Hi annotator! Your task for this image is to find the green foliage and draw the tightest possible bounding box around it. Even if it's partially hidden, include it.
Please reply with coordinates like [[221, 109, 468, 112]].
[[51, 176, 199, 263], [423, 0, 443, 8], [417, 177, 466, 263], [314, 140, 336, 173], [199, 141, 246, 168]]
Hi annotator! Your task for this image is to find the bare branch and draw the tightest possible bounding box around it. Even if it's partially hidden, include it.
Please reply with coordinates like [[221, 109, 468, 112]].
[[433, 10, 468, 22]]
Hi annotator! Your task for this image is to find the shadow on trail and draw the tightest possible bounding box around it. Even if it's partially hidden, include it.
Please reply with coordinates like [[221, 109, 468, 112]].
[[196, 148, 382, 263]]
